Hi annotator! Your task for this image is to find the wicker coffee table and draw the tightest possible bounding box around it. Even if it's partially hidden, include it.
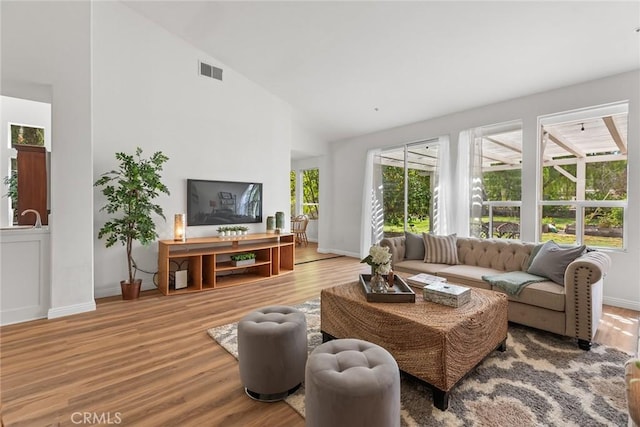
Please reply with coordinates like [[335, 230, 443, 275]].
[[320, 281, 508, 410]]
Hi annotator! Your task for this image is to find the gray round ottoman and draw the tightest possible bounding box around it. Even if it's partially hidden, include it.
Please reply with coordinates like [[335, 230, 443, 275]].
[[237, 305, 307, 402], [305, 338, 400, 427]]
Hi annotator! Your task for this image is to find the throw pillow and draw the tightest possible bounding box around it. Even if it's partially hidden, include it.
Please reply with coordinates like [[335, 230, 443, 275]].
[[526, 243, 545, 269], [404, 232, 425, 260], [527, 240, 586, 285], [422, 233, 459, 265]]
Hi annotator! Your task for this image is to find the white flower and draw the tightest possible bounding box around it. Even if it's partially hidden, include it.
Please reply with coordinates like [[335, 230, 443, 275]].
[[361, 245, 392, 275], [376, 262, 391, 275], [369, 245, 391, 265]]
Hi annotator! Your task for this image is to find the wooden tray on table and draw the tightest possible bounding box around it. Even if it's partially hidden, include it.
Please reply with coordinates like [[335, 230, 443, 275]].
[[359, 274, 416, 303]]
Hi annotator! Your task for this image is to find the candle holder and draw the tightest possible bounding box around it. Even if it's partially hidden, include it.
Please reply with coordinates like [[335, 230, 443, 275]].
[[174, 213, 186, 242]]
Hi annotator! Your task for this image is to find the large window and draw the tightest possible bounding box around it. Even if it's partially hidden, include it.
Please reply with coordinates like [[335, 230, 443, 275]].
[[302, 169, 319, 219], [468, 121, 523, 239], [538, 103, 628, 249], [373, 138, 447, 239], [290, 168, 319, 219]]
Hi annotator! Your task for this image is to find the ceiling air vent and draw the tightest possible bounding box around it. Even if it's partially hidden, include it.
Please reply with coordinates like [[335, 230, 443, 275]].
[[199, 61, 223, 81]]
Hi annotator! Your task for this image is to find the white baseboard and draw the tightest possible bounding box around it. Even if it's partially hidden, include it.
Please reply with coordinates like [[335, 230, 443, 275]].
[[317, 247, 359, 258], [603, 296, 640, 311], [48, 300, 96, 319], [1, 308, 48, 326]]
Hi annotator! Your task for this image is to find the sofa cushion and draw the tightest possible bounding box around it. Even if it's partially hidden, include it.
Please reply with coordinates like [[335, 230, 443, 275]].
[[436, 265, 502, 290], [404, 232, 425, 260], [423, 233, 459, 265], [495, 280, 565, 312], [393, 260, 451, 276], [438, 264, 565, 311], [527, 240, 586, 285], [481, 271, 548, 296]]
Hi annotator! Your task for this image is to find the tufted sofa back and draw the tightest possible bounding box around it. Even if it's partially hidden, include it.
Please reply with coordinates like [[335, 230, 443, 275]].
[[456, 237, 536, 272]]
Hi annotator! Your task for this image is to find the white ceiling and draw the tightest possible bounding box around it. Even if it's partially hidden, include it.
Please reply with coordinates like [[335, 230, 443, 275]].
[[123, 1, 640, 147]]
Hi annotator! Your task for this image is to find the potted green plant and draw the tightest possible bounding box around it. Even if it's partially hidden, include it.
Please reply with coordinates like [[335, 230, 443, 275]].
[[2, 171, 18, 224], [94, 147, 170, 300], [230, 252, 256, 266]]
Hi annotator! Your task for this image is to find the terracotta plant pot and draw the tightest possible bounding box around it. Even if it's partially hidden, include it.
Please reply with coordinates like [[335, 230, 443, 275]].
[[120, 279, 142, 300]]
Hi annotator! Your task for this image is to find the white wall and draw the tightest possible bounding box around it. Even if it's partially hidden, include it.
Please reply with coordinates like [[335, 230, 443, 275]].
[[92, 2, 293, 297], [292, 113, 329, 159], [1, 1, 95, 318], [2, 1, 295, 307], [291, 114, 331, 248], [0, 96, 52, 227], [327, 71, 640, 310]]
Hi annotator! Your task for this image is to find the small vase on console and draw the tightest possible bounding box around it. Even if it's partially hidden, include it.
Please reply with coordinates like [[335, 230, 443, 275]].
[[275, 211, 285, 230]]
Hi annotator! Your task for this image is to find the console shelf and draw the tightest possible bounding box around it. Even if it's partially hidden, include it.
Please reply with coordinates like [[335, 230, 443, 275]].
[[157, 233, 295, 296]]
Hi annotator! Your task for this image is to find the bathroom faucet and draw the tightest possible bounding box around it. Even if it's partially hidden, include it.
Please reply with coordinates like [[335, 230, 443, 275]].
[[21, 209, 42, 228]]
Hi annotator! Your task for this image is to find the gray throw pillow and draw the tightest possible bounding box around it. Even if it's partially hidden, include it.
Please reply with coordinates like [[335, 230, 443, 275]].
[[527, 240, 586, 285], [526, 243, 545, 269], [404, 232, 425, 260]]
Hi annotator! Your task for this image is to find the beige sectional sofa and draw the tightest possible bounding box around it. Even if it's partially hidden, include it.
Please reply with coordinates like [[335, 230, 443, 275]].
[[380, 234, 612, 350]]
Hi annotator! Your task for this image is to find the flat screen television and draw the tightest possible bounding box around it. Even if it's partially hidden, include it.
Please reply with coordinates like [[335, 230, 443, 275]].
[[187, 179, 263, 226]]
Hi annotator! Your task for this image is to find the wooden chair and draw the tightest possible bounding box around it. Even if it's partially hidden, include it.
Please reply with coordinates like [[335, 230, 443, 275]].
[[291, 215, 309, 246]]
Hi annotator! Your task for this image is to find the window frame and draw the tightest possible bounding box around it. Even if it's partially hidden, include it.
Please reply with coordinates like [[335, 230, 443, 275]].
[[301, 168, 319, 220], [379, 138, 440, 236], [291, 168, 319, 220], [468, 120, 523, 240], [536, 102, 628, 250]]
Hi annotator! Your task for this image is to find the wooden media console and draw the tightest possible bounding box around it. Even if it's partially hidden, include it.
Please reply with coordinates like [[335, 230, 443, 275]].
[[157, 233, 294, 295]]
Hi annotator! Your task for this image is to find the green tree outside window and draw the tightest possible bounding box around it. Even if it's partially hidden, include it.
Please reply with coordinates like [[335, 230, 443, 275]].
[[11, 125, 44, 146]]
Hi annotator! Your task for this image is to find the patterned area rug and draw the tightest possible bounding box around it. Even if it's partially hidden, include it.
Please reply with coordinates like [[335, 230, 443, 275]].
[[207, 299, 631, 426]]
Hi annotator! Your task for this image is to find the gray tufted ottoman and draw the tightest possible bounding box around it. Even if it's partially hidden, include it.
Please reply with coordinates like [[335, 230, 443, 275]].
[[305, 338, 400, 427], [237, 305, 307, 402]]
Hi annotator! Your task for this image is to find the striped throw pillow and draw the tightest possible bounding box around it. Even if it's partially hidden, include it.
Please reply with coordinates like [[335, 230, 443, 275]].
[[423, 233, 459, 265]]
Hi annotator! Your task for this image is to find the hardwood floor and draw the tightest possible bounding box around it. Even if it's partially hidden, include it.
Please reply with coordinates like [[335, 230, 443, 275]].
[[1, 244, 637, 426], [293, 242, 343, 264]]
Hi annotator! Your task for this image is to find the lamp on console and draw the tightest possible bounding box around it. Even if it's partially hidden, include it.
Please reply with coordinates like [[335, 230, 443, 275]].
[[174, 213, 186, 242]]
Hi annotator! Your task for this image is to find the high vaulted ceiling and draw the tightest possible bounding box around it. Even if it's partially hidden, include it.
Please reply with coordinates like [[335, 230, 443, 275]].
[[123, 1, 640, 148]]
